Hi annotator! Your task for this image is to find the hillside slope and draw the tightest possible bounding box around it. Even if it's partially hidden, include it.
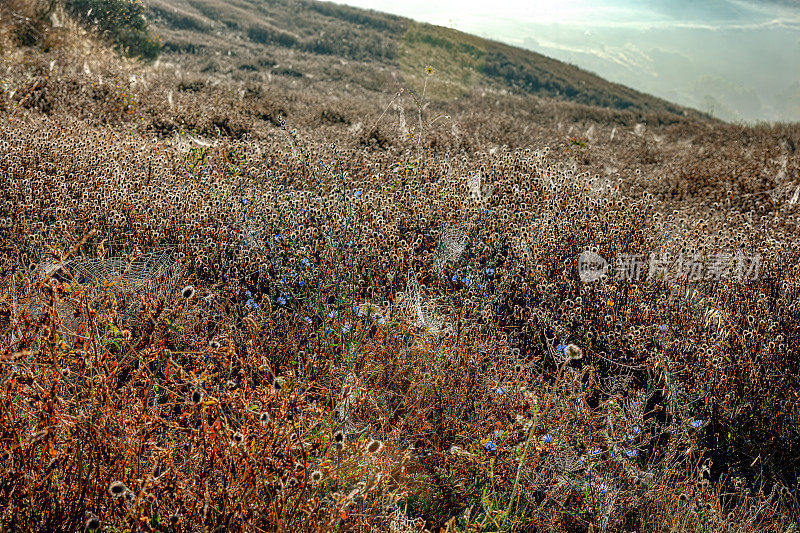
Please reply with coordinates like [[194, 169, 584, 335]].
[[145, 0, 710, 122]]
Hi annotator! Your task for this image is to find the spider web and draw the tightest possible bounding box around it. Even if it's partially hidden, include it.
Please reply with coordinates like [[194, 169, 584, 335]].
[[467, 171, 493, 204], [433, 223, 470, 277], [405, 270, 443, 333], [66, 248, 182, 324]]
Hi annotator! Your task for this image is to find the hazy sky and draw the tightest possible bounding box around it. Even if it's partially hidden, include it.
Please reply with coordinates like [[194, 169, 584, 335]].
[[336, 0, 800, 123]]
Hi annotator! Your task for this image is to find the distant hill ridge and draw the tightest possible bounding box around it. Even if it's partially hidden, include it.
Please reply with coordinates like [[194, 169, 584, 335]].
[[145, 0, 709, 122]]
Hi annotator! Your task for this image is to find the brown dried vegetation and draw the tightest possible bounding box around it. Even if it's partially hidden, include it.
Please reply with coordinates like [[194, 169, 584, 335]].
[[1, 2, 800, 532]]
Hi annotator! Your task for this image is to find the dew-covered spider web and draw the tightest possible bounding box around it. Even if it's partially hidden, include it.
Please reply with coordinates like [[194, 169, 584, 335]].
[[18, 249, 181, 348], [433, 223, 470, 277], [67, 248, 182, 321], [405, 270, 443, 334]]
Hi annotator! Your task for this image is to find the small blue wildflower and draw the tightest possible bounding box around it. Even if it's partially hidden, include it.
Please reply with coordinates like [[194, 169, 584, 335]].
[[246, 299, 256, 310], [279, 278, 286, 284], [484, 209, 491, 215], [341, 325, 350, 334], [325, 327, 332, 334], [274, 234, 281, 242], [626, 449, 637, 458], [690, 419, 704, 429], [629, 400, 641, 409], [477, 284, 484, 290], [452, 275, 459, 282], [245, 290, 252, 297], [277, 296, 286, 306], [328, 310, 338, 319], [377, 317, 385, 325], [493, 429, 504, 439], [579, 456, 586, 463], [301, 258, 310, 266], [542, 434, 552, 444], [463, 277, 471, 286], [302, 208, 309, 213], [556, 344, 566, 353], [299, 281, 305, 287], [591, 448, 602, 456], [304, 316, 313, 325], [496, 386, 506, 395], [598, 484, 609, 495], [482, 292, 488, 297], [483, 441, 496, 452], [354, 190, 363, 198], [658, 323, 669, 331], [486, 267, 494, 276], [630, 425, 641, 435], [241, 198, 249, 205]]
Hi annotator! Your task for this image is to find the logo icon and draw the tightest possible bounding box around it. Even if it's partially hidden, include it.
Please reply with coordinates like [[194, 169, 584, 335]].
[[578, 249, 608, 283]]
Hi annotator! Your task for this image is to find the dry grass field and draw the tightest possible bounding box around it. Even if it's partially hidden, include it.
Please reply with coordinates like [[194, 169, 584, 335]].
[[1, 1, 800, 531]]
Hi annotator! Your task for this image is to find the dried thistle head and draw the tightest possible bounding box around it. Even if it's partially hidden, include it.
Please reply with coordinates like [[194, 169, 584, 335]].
[[366, 439, 383, 455], [109, 480, 127, 498], [190, 389, 203, 405], [564, 344, 583, 361]]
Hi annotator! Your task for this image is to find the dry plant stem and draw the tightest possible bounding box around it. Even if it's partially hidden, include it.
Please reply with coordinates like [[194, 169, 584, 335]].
[[1, 77, 41, 135], [501, 357, 569, 531]]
